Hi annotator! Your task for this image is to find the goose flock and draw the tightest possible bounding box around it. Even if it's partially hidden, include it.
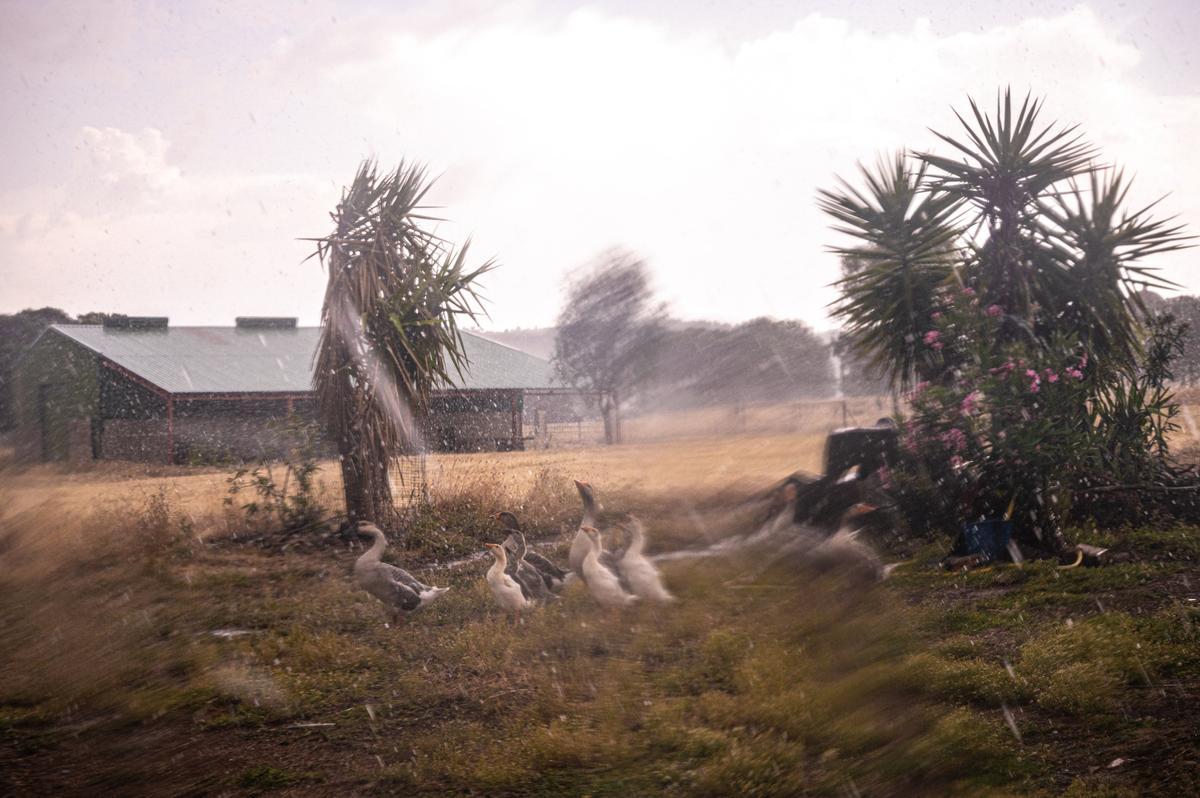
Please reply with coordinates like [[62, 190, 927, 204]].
[[486, 479, 675, 617], [350, 478, 675, 625], [351, 475, 883, 625]]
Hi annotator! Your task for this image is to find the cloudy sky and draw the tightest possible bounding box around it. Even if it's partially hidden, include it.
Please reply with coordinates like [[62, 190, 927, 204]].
[[2, 0, 1198, 332]]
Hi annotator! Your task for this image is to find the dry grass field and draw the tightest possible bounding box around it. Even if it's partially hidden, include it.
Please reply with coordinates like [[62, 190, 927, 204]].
[[1, 399, 1198, 796], [0, 396, 887, 530]]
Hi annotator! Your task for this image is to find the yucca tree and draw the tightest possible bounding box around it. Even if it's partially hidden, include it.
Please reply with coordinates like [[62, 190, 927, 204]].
[[823, 89, 1190, 388], [817, 152, 961, 389], [311, 160, 492, 530], [917, 90, 1097, 338]]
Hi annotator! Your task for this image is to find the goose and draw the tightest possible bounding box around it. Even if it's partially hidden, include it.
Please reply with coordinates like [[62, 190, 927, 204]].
[[616, 515, 674, 603], [806, 504, 887, 584], [351, 521, 449, 625], [500, 528, 557, 603], [568, 480, 626, 579], [484, 542, 531, 624], [580, 527, 639, 608], [496, 511, 571, 592]]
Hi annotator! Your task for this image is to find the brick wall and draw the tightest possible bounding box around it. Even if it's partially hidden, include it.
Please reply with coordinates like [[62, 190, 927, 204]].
[[101, 418, 168, 462], [172, 415, 333, 463]]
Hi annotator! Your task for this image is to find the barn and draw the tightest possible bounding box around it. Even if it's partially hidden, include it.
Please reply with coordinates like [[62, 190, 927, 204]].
[[12, 316, 566, 464]]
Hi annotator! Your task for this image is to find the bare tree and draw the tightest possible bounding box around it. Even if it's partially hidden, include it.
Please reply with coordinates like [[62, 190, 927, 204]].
[[312, 160, 491, 530], [553, 250, 664, 444], [1164, 294, 1200, 386]]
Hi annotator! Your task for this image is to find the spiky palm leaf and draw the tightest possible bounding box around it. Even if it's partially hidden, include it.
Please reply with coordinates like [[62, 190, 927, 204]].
[[1038, 169, 1191, 368], [818, 152, 961, 389], [311, 160, 492, 527], [917, 89, 1097, 326]]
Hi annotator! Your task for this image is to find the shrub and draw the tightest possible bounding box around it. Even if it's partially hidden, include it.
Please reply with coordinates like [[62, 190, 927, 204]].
[[889, 290, 1193, 542], [224, 416, 327, 536]]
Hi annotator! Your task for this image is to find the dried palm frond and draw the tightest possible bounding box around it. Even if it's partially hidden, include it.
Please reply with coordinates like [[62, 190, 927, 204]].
[[309, 160, 492, 528]]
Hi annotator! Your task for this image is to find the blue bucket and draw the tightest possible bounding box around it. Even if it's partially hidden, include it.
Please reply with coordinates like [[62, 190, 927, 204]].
[[960, 520, 1013, 562]]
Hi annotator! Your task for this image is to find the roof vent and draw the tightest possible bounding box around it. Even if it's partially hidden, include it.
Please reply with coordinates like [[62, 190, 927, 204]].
[[236, 317, 298, 329], [103, 316, 169, 329]]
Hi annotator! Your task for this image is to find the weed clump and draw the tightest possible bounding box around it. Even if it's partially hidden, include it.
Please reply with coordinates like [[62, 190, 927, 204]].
[[1018, 615, 1162, 715]]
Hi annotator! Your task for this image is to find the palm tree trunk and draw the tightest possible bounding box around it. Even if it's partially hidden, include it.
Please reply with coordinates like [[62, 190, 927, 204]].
[[340, 447, 399, 528]]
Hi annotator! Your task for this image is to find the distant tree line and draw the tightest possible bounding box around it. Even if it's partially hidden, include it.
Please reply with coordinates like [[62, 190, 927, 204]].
[[649, 317, 835, 406], [0, 309, 133, 431]]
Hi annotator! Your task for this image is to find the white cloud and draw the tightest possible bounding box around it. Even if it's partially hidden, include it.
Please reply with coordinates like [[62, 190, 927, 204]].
[[80, 126, 180, 199], [1, 3, 1197, 329]]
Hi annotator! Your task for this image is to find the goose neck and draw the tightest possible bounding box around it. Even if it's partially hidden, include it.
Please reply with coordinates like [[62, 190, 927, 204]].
[[359, 529, 388, 564]]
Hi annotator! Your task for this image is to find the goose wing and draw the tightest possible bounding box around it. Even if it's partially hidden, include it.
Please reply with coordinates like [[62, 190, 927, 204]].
[[360, 565, 423, 611], [600, 549, 633, 592], [582, 552, 638, 607], [515, 561, 555, 601], [378, 562, 434, 594], [525, 550, 569, 581], [619, 552, 674, 602]]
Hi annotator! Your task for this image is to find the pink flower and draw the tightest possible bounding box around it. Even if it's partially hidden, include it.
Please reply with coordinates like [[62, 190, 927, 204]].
[[941, 427, 967, 453], [961, 287, 976, 297], [986, 304, 1004, 318], [949, 455, 965, 468], [1026, 369, 1041, 393], [924, 330, 941, 345], [1046, 372, 1059, 383], [1079, 352, 1088, 368], [914, 380, 930, 394], [1067, 368, 1084, 380], [989, 361, 1015, 376], [961, 391, 981, 415], [931, 311, 943, 321]]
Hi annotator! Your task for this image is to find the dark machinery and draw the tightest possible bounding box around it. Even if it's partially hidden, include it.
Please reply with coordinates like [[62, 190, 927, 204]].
[[786, 419, 898, 532]]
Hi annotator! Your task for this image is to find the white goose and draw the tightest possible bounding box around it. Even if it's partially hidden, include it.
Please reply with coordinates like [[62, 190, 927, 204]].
[[568, 480, 625, 583], [580, 527, 639, 608], [484, 542, 531, 624], [351, 521, 449, 625], [616, 515, 674, 603]]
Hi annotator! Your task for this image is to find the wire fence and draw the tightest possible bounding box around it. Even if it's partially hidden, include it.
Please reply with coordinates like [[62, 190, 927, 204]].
[[540, 420, 608, 447], [388, 453, 429, 508]]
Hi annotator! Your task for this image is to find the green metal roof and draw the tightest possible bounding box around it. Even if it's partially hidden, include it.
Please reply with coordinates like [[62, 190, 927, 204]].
[[48, 325, 557, 395]]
